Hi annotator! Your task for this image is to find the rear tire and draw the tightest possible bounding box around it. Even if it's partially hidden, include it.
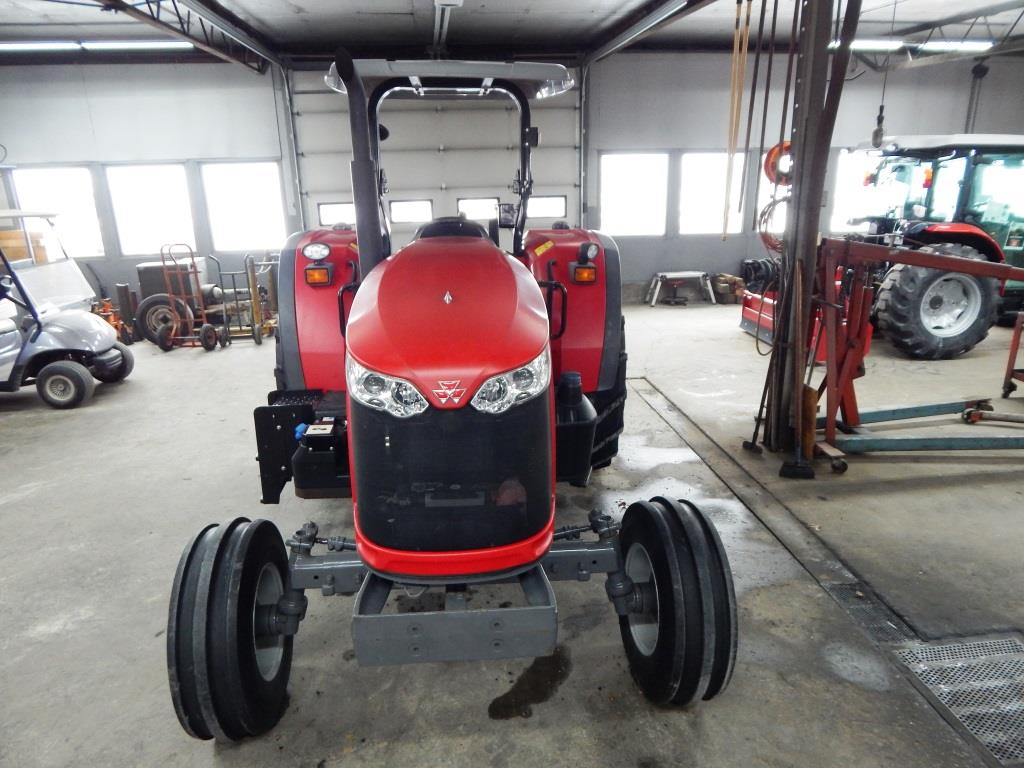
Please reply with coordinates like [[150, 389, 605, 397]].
[[874, 244, 998, 359], [36, 360, 95, 409], [136, 294, 194, 345]]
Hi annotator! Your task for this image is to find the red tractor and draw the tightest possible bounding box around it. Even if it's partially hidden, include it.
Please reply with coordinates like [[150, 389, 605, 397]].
[[166, 52, 737, 741], [744, 135, 1024, 360]]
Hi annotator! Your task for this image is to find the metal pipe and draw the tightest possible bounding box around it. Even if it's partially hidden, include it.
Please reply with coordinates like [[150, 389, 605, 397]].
[[333, 48, 386, 277], [582, 0, 719, 66]]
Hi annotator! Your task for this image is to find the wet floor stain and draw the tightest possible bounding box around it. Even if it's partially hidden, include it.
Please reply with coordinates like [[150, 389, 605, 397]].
[[488, 645, 572, 719]]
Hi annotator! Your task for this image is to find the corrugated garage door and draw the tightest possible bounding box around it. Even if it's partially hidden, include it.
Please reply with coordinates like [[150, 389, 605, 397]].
[[290, 70, 579, 248]]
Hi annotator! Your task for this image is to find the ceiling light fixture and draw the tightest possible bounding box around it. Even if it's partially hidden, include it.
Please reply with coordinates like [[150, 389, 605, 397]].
[[918, 40, 994, 53], [829, 39, 906, 52], [80, 40, 194, 51], [0, 41, 82, 52]]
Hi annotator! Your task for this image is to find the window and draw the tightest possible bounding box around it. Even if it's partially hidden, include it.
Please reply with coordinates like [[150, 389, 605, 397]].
[[458, 198, 498, 221], [390, 199, 433, 224], [319, 202, 356, 227], [12, 167, 104, 257], [527, 196, 567, 219], [967, 155, 1024, 233], [679, 153, 744, 234], [201, 162, 286, 251], [830, 149, 886, 232], [929, 157, 968, 222], [600, 153, 668, 236], [107, 165, 195, 254]]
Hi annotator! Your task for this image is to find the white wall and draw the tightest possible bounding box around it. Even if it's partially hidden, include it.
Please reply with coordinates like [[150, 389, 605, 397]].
[[587, 52, 1024, 286], [0, 63, 281, 164]]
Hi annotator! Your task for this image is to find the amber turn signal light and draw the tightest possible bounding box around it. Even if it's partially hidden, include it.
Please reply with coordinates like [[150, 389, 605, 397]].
[[572, 264, 598, 284], [305, 265, 332, 286]]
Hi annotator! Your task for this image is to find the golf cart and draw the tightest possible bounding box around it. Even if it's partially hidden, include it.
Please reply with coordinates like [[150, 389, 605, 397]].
[[0, 210, 133, 409]]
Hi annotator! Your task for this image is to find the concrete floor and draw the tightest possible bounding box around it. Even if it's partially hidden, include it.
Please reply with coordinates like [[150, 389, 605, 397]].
[[630, 303, 1024, 641], [0, 321, 1004, 767]]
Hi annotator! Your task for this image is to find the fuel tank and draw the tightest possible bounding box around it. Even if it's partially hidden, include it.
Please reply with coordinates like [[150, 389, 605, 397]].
[[346, 235, 549, 406]]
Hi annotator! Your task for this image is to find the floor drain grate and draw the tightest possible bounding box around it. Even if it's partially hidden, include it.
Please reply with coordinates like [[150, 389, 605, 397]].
[[824, 582, 917, 644], [896, 635, 1024, 766]]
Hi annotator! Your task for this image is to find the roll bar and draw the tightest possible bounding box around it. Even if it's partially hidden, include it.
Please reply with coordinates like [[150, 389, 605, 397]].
[[327, 51, 572, 262], [332, 49, 389, 279]]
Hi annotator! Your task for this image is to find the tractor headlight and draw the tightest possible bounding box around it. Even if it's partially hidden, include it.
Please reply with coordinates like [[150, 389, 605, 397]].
[[302, 242, 331, 261], [471, 347, 550, 415], [346, 356, 428, 418]]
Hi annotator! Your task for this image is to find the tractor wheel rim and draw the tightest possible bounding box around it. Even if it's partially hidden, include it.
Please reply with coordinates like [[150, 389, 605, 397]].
[[46, 374, 74, 402], [625, 542, 660, 656], [920, 273, 982, 338], [252, 562, 285, 681]]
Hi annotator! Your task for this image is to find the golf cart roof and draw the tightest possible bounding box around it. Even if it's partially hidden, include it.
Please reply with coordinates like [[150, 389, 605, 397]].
[[325, 59, 574, 100], [870, 134, 1024, 156], [0, 209, 58, 219]]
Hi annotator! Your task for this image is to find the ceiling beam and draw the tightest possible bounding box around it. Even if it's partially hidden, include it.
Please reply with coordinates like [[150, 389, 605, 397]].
[[889, 33, 1024, 69], [94, 0, 279, 73], [172, 0, 281, 67], [582, 0, 720, 66], [894, 0, 1024, 37]]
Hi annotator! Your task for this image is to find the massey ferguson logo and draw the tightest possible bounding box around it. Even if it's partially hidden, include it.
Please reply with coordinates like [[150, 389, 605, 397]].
[[432, 380, 466, 405]]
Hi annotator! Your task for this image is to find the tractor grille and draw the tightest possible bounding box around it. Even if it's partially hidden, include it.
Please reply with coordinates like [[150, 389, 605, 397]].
[[895, 635, 1024, 765]]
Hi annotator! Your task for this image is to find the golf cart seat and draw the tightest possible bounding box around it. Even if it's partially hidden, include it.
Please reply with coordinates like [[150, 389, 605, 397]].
[[0, 317, 17, 335], [414, 217, 490, 240]]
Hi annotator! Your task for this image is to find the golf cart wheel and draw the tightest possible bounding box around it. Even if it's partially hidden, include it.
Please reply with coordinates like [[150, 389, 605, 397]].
[[36, 360, 96, 409], [167, 518, 293, 742], [92, 342, 135, 383], [252, 324, 263, 346], [874, 244, 998, 360], [156, 324, 175, 352], [199, 323, 218, 352], [218, 326, 230, 348], [618, 497, 737, 706], [135, 294, 193, 345]]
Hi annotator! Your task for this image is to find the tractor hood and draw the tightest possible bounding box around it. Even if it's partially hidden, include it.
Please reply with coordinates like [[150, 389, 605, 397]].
[[346, 236, 549, 408]]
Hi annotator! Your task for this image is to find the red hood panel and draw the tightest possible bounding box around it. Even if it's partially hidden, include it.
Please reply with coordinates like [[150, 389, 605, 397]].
[[346, 236, 549, 407]]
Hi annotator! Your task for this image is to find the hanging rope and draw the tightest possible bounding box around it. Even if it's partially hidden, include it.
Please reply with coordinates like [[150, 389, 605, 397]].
[[724, 0, 754, 239]]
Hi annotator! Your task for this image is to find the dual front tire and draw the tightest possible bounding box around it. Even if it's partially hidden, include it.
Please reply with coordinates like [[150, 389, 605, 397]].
[[618, 497, 737, 706], [168, 518, 292, 741]]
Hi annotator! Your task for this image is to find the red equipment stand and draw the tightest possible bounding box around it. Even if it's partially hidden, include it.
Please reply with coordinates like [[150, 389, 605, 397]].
[[813, 239, 1024, 471], [1002, 311, 1024, 399]]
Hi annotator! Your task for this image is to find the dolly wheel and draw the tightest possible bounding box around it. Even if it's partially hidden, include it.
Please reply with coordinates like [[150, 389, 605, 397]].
[[252, 324, 263, 346], [167, 518, 293, 741], [199, 323, 218, 352], [218, 326, 230, 348], [36, 360, 96, 409], [156, 324, 175, 352], [618, 497, 737, 706]]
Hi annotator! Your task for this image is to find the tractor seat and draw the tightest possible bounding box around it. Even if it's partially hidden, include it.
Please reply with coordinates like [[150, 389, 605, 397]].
[[0, 317, 18, 335], [414, 217, 489, 240]]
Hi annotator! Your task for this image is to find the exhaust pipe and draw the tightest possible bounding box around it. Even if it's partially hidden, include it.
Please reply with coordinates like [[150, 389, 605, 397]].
[[333, 48, 387, 277]]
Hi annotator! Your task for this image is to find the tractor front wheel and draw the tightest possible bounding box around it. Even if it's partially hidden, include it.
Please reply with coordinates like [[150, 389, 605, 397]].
[[618, 497, 737, 706], [167, 518, 293, 741], [874, 244, 998, 359]]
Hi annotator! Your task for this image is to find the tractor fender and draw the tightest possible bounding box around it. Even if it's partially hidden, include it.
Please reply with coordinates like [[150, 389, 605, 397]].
[[904, 222, 1004, 263]]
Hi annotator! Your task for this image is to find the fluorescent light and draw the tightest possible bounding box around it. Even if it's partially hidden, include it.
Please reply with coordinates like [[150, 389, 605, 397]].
[[829, 39, 905, 51], [81, 40, 194, 51], [0, 41, 81, 52], [919, 40, 994, 53]]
